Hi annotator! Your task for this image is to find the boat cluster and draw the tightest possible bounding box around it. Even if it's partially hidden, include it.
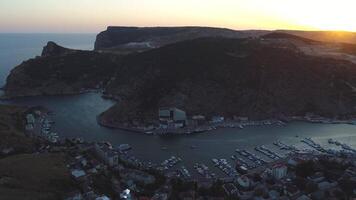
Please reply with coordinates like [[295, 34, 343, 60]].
[[301, 138, 326, 152], [273, 140, 298, 151], [212, 158, 239, 177], [328, 139, 356, 153], [194, 163, 216, 179], [178, 166, 191, 179], [231, 155, 257, 169], [160, 156, 182, 170], [235, 149, 267, 166], [255, 145, 283, 160]]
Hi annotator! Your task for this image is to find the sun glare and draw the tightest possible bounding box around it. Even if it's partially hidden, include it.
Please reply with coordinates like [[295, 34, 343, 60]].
[[265, 0, 356, 32]]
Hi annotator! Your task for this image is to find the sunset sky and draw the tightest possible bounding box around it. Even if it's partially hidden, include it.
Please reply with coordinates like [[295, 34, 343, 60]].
[[1, 0, 355, 33]]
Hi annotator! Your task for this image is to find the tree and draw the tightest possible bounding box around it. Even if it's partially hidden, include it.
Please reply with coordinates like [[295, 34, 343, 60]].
[[295, 160, 315, 178]]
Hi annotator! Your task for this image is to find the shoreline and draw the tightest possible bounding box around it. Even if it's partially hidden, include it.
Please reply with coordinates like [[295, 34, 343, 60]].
[[0, 88, 105, 100], [98, 116, 356, 136], [3, 91, 356, 136]]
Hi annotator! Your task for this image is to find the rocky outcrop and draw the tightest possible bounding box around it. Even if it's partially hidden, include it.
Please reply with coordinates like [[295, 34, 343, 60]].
[[41, 41, 76, 57], [3, 42, 121, 98]]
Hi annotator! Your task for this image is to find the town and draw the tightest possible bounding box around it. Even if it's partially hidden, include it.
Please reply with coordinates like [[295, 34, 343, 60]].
[[23, 108, 356, 200], [115, 107, 356, 136]]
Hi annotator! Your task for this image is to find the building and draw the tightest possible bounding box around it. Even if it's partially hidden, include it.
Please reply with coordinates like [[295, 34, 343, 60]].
[[272, 163, 288, 179], [236, 175, 250, 189], [120, 189, 132, 200], [71, 169, 86, 180], [26, 114, 35, 124], [159, 107, 187, 128], [95, 143, 119, 167]]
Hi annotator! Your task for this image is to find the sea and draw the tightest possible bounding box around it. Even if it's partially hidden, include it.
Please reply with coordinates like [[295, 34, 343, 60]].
[[0, 33, 356, 174]]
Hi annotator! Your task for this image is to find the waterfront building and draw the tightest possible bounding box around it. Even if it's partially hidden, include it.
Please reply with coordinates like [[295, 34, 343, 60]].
[[159, 107, 187, 127], [272, 163, 288, 179]]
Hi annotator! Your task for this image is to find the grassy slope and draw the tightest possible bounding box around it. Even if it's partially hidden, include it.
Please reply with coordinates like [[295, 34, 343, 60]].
[[0, 105, 75, 200], [0, 153, 75, 200], [0, 105, 34, 153]]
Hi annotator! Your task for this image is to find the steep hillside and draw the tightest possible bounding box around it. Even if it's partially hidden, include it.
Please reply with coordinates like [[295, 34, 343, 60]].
[[3, 42, 121, 98], [99, 37, 356, 127]]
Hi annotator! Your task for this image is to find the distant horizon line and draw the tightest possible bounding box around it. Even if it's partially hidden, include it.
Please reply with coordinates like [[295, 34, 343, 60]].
[[1, 25, 356, 34]]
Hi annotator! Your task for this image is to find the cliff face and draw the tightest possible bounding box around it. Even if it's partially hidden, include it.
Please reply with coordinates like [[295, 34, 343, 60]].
[[94, 26, 268, 51]]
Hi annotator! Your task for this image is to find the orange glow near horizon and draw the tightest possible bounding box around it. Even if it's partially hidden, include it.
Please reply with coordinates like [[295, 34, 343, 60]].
[[0, 0, 355, 33]]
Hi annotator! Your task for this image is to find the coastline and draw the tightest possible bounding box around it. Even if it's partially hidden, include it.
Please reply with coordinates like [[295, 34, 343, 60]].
[[98, 115, 356, 136], [3, 90, 356, 136], [0, 88, 104, 100]]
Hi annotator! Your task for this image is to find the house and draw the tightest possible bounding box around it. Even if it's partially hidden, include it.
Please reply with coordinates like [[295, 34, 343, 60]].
[[159, 107, 187, 128], [272, 163, 288, 179], [71, 169, 86, 180], [120, 189, 132, 200], [95, 143, 119, 167]]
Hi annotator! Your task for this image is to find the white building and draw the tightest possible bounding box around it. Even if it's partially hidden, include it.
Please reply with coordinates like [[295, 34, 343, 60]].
[[272, 163, 288, 179], [120, 189, 132, 200]]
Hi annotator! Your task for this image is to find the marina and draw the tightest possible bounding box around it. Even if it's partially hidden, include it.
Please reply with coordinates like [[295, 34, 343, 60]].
[[6, 92, 356, 180]]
